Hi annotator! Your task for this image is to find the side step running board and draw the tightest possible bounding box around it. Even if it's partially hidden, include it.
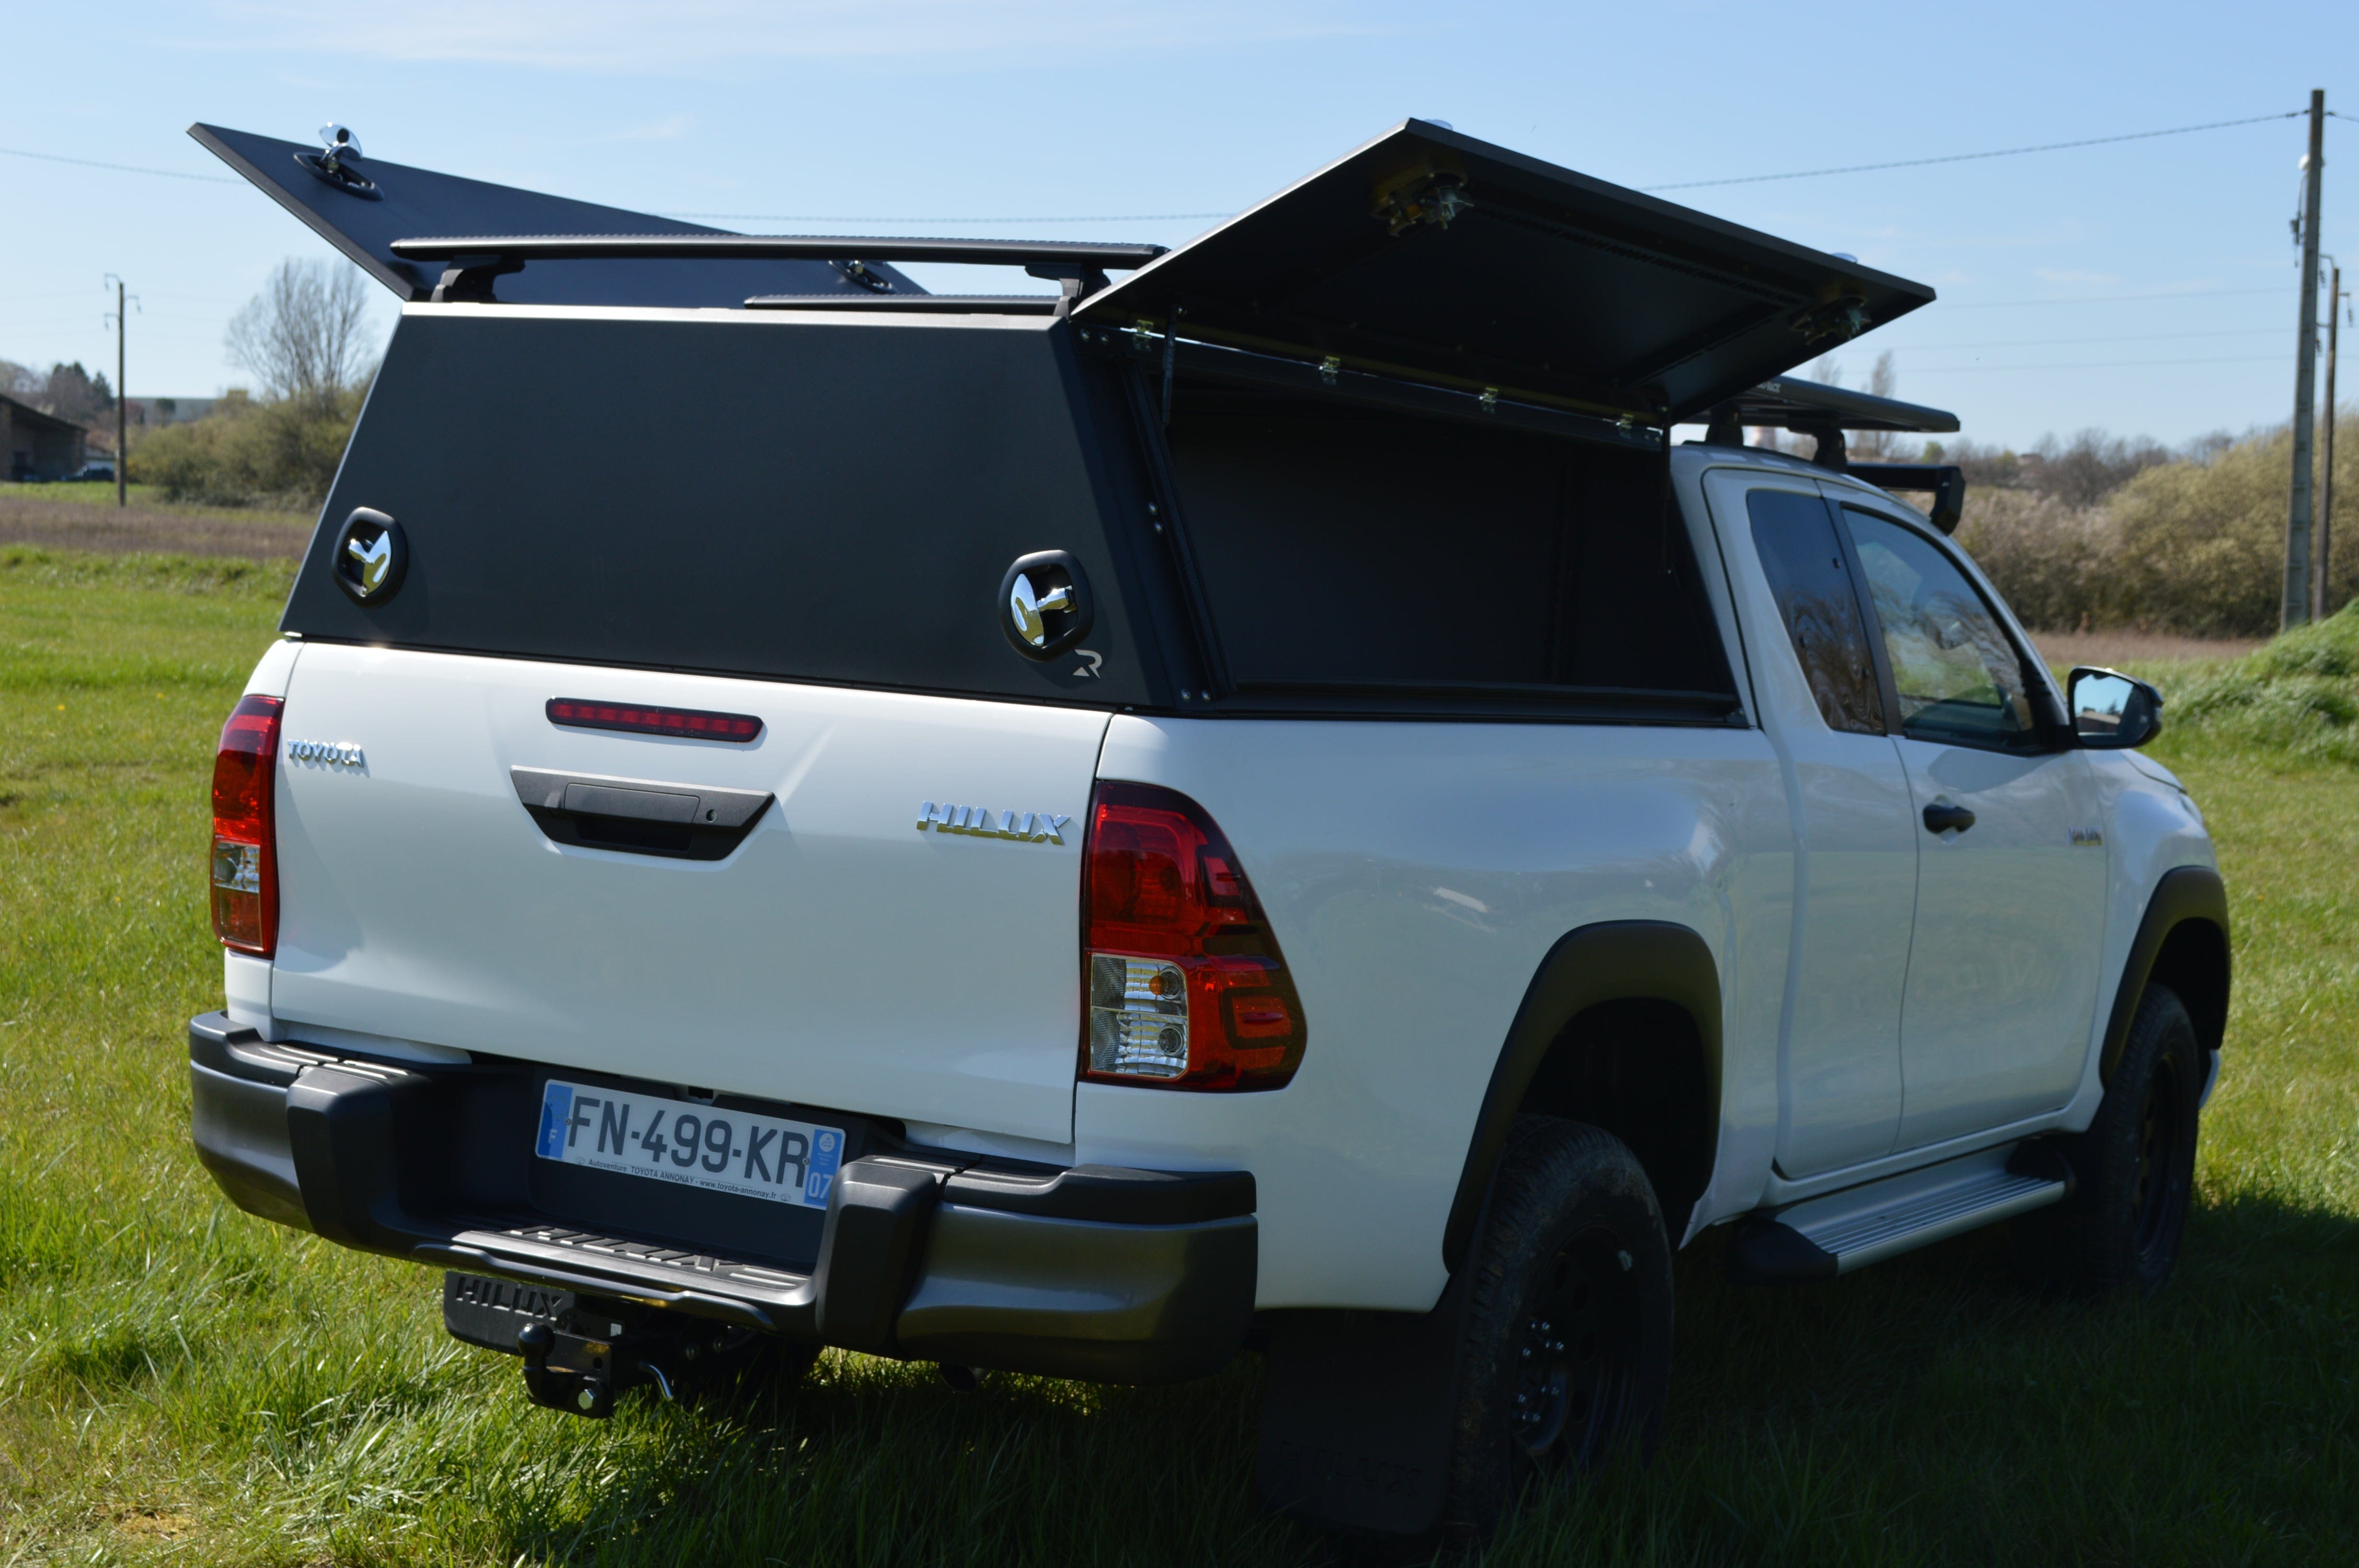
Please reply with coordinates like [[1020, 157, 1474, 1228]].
[[1728, 1143, 2070, 1283]]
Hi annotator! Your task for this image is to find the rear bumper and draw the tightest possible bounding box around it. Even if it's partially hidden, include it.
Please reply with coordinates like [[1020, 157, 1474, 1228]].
[[189, 1012, 1256, 1383]]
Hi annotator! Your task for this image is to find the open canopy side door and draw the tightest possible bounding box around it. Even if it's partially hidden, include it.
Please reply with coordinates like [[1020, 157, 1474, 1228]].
[[1075, 119, 1936, 424], [189, 123, 919, 307]]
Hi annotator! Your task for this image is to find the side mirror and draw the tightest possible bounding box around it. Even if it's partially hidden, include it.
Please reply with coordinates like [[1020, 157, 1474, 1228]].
[[2067, 666, 2163, 749]]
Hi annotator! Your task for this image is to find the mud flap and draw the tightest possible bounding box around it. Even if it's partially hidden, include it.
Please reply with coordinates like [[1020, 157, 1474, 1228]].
[[1253, 1266, 1472, 1537]]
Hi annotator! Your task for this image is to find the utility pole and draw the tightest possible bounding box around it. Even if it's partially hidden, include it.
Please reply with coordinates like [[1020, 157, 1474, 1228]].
[[104, 273, 131, 508], [2284, 89, 2326, 630], [2322, 262, 2345, 621]]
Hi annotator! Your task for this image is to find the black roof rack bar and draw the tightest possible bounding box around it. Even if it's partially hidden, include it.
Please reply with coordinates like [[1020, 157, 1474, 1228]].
[[394, 235, 1170, 307], [390, 235, 1168, 267], [1701, 376, 1960, 439]]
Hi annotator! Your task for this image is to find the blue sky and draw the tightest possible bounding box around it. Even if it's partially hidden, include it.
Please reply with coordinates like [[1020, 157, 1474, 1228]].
[[3, 0, 2352, 448]]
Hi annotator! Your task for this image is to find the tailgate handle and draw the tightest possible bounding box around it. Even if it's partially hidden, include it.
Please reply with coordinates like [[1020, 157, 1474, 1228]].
[[561, 781, 697, 824], [511, 767, 773, 861]]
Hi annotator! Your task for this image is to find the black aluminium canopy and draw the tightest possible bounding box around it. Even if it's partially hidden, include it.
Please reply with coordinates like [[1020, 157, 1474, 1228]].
[[196, 118, 1939, 424], [188, 123, 920, 307], [1075, 119, 1937, 424]]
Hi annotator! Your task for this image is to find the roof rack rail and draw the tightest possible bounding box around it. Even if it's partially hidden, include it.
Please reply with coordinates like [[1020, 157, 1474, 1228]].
[[1693, 378, 1966, 532], [1700, 377, 1958, 467], [389, 234, 1167, 307]]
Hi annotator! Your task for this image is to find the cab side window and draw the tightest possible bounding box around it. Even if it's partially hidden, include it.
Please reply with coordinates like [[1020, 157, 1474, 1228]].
[[1746, 489, 1884, 735], [1840, 509, 2041, 753]]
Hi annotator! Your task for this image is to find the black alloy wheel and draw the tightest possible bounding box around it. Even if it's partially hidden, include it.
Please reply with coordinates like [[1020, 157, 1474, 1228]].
[[1508, 1226, 1646, 1469], [2128, 1044, 2190, 1269], [1445, 1116, 1672, 1534], [2012, 983, 2203, 1296]]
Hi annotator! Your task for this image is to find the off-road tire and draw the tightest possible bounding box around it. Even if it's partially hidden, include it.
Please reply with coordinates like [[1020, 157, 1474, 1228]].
[[2012, 983, 2203, 1296], [1442, 1115, 1673, 1534]]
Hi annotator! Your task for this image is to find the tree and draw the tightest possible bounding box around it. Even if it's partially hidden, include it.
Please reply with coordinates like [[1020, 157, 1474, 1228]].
[[39, 361, 113, 425], [224, 258, 378, 411], [1851, 350, 1900, 460]]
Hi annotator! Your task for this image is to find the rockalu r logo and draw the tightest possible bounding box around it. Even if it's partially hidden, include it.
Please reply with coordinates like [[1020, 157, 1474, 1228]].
[[917, 803, 1073, 843], [331, 507, 407, 604]]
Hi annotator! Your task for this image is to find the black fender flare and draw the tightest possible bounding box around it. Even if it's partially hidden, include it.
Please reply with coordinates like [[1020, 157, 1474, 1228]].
[[1441, 920, 1722, 1272], [2100, 864, 2230, 1085]]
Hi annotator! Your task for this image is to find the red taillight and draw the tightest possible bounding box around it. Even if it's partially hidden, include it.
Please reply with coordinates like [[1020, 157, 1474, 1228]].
[[1081, 781, 1306, 1091], [211, 694, 282, 955]]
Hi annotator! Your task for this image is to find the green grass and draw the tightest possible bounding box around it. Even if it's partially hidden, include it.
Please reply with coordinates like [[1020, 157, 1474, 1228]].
[[0, 481, 312, 527], [2, 479, 169, 506], [1, 552, 2352, 1565]]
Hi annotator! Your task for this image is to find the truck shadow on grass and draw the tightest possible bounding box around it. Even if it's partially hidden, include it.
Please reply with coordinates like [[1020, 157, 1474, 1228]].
[[472, 1193, 2353, 1568]]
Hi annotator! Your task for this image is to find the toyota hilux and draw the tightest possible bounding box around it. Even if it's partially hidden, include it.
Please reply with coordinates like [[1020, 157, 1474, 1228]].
[[185, 118, 2227, 1538]]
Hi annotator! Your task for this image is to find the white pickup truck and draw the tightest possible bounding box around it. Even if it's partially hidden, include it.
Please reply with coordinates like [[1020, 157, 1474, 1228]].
[[187, 119, 2228, 1538]]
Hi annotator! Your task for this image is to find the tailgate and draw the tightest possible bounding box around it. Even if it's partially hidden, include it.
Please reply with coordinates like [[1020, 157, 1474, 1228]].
[[271, 644, 1106, 1145]]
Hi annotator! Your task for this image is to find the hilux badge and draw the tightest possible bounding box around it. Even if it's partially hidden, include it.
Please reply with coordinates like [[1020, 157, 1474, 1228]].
[[332, 507, 407, 604], [917, 803, 1072, 843]]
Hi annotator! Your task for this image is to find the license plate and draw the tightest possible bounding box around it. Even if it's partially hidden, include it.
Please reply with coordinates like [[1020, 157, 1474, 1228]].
[[533, 1080, 844, 1208]]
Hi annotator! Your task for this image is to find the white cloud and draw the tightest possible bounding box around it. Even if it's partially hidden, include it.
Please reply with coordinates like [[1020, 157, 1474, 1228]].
[[196, 0, 1375, 70]]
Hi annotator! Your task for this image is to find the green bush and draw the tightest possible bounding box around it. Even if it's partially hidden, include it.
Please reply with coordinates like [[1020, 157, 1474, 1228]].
[[2168, 601, 2359, 763], [127, 388, 361, 510], [1949, 489, 2116, 630], [2106, 423, 2357, 637], [1951, 414, 2357, 636]]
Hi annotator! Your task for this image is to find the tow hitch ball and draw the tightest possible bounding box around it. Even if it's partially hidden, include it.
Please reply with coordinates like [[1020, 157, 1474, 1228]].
[[516, 1320, 616, 1417], [514, 1316, 734, 1419]]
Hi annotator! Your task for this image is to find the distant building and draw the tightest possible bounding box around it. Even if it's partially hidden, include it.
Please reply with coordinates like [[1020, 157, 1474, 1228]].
[[125, 395, 221, 430], [1, 394, 87, 481]]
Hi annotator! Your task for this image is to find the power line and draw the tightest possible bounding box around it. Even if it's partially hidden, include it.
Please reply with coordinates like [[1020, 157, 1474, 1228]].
[[1940, 285, 2289, 309], [674, 111, 2310, 220], [1886, 327, 2283, 351], [5, 312, 223, 327], [1641, 112, 2300, 191], [5, 108, 2304, 223], [0, 145, 237, 183], [1908, 354, 2286, 373]]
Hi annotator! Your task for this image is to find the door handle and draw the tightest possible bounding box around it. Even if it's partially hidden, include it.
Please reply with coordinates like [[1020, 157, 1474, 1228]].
[[511, 767, 772, 860], [1922, 802, 1976, 835]]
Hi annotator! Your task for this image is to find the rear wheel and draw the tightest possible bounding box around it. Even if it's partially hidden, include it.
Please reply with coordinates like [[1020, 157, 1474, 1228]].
[[1443, 1116, 1672, 1533], [2013, 983, 2203, 1296]]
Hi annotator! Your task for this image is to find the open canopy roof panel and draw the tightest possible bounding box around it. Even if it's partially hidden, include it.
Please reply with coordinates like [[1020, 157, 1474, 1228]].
[[195, 119, 1939, 424], [1078, 119, 1936, 424], [189, 124, 920, 307]]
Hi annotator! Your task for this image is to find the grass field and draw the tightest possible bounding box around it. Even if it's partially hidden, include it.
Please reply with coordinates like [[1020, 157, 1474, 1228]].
[[0, 485, 311, 562], [1, 543, 2352, 1565]]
